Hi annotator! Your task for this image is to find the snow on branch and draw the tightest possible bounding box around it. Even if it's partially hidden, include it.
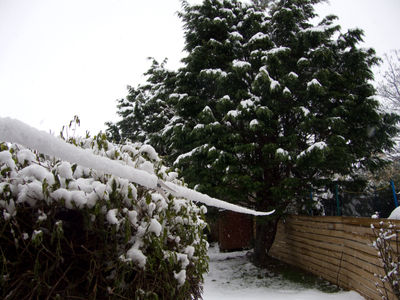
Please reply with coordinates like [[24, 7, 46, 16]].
[[0, 117, 158, 189], [162, 181, 273, 217], [0, 117, 273, 216]]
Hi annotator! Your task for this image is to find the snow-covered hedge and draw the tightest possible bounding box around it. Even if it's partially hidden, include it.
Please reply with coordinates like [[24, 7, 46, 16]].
[[0, 133, 208, 299]]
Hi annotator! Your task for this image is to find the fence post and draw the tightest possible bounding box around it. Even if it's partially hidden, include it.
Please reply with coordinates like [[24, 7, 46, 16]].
[[335, 184, 341, 216], [390, 179, 399, 208]]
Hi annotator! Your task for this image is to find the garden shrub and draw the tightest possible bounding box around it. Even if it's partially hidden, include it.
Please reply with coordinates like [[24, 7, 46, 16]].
[[371, 221, 400, 299], [0, 132, 208, 299]]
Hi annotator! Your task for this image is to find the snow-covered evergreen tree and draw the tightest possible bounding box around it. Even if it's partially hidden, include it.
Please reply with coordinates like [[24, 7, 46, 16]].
[[108, 0, 399, 265], [107, 58, 177, 155]]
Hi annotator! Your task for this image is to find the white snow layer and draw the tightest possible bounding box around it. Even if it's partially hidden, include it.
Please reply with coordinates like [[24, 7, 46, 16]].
[[229, 31, 243, 40], [249, 119, 259, 127], [174, 270, 187, 287], [265, 46, 290, 55], [201, 69, 228, 77], [388, 206, 400, 219], [126, 248, 147, 269], [203, 244, 365, 300], [232, 60, 251, 68], [276, 148, 289, 156], [298, 142, 328, 159], [0, 117, 158, 189], [148, 218, 162, 236], [163, 181, 273, 217], [248, 32, 269, 44], [307, 78, 322, 88], [0, 117, 273, 216]]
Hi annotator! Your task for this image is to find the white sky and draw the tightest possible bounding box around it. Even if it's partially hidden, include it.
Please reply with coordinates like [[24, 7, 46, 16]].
[[0, 0, 399, 135]]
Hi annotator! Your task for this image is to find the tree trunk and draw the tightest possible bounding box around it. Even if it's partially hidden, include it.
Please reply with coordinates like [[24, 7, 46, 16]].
[[253, 216, 280, 266]]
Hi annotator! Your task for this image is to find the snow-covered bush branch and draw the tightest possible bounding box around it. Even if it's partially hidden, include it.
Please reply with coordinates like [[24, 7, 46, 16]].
[[371, 221, 400, 299], [0, 129, 208, 299]]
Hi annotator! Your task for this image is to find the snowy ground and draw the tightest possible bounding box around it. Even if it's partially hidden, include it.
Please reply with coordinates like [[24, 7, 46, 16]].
[[203, 245, 365, 300]]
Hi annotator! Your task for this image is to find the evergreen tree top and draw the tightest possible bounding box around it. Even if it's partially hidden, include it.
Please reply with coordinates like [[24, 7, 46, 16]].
[[108, 0, 399, 214]]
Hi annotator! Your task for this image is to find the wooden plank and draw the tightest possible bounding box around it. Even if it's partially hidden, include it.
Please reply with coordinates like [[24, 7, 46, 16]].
[[270, 215, 400, 300], [341, 258, 381, 289], [280, 227, 378, 257], [287, 230, 353, 251], [271, 246, 383, 300], [340, 276, 384, 300], [284, 217, 344, 230], [288, 215, 344, 223], [271, 246, 384, 300], [278, 239, 380, 287], [271, 243, 341, 273], [341, 217, 400, 228], [282, 236, 343, 259], [343, 236, 380, 257], [281, 218, 400, 254], [270, 246, 341, 283], [283, 222, 345, 238], [340, 258, 396, 300], [279, 231, 346, 254], [343, 223, 376, 236], [342, 249, 383, 275], [282, 226, 345, 245], [283, 219, 398, 251], [274, 224, 383, 268], [271, 238, 386, 282], [290, 215, 400, 227], [284, 215, 400, 229]]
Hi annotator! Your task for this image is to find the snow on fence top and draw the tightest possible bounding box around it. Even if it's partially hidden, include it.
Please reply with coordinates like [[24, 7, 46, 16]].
[[0, 117, 273, 216]]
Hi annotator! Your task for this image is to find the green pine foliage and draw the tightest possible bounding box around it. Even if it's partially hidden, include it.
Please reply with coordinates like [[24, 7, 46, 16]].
[[107, 0, 400, 262]]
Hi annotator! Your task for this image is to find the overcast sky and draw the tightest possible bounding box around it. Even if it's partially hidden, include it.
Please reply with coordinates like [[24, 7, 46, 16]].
[[0, 0, 399, 135]]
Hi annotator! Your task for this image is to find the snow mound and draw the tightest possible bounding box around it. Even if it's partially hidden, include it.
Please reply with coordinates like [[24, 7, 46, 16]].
[[388, 206, 400, 219]]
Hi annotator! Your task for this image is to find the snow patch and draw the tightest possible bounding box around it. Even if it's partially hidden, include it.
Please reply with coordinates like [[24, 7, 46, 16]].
[[298, 142, 328, 159], [297, 57, 308, 64], [250, 119, 259, 127], [265, 47, 290, 55], [17, 149, 36, 164], [232, 60, 251, 69], [139, 145, 160, 161], [240, 99, 254, 109], [200, 69, 228, 77], [300, 107, 310, 116], [148, 218, 162, 236], [276, 148, 289, 156], [248, 32, 269, 43], [0, 151, 16, 169], [283, 87, 291, 94], [270, 79, 280, 90], [307, 79, 322, 88], [388, 207, 400, 220], [227, 110, 240, 118], [126, 247, 147, 269], [229, 31, 243, 40], [106, 209, 119, 226], [174, 269, 186, 287]]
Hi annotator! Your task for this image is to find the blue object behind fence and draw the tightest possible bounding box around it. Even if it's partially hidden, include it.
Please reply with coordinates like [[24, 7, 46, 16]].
[[390, 180, 399, 208]]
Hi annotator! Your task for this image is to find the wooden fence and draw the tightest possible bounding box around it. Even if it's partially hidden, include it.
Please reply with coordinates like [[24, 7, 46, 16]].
[[269, 215, 400, 300]]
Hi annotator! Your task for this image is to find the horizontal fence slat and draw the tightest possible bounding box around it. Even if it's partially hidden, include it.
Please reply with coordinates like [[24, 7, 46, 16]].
[[270, 215, 400, 300]]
